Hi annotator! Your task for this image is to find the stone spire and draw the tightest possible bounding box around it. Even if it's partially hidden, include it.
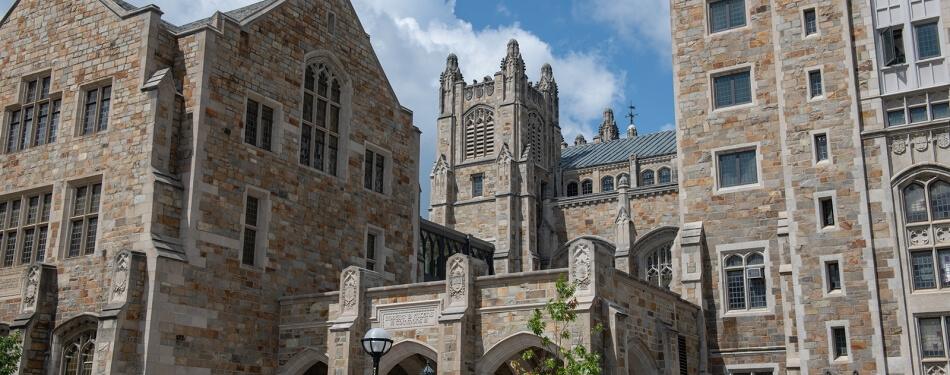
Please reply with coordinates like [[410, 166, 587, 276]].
[[537, 63, 557, 93], [574, 134, 587, 146], [599, 108, 620, 142], [627, 124, 638, 138], [501, 39, 525, 76], [441, 53, 464, 86]]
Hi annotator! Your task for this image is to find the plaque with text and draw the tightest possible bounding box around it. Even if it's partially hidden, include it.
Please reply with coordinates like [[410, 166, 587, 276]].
[[0, 270, 21, 299], [377, 304, 439, 330]]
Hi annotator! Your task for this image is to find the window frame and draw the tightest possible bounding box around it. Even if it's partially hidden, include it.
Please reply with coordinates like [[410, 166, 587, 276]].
[[365, 225, 385, 273], [826, 322, 852, 363], [885, 91, 950, 127], [581, 180, 593, 195], [900, 177, 950, 292], [566, 181, 578, 197], [815, 191, 838, 231], [601, 176, 614, 192], [5, 73, 60, 153], [713, 144, 761, 193], [0, 189, 53, 267], [717, 241, 772, 316], [820, 254, 847, 297], [813, 131, 830, 164], [472, 174, 484, 197], [299, 53, 352, 178], [363, 143, 392, 196], [712, 70, 753, 109], [79, 81, 113, 136], [239, 187, 270, 268], [641, 170, 655, 186], [807, 69, 824, 100], [915, 21, 942, 60], [243, 93, 281, 153], [708, 0, 747, 34], [802, 8, 818, 37], [880, 25, 907, 67], [658, 167, 672, 184], [65, 181, 102, 259]]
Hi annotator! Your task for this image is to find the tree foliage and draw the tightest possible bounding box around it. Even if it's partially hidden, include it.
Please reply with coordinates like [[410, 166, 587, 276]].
[[0, 330, 21, 375], [511, 274, 602, 375]]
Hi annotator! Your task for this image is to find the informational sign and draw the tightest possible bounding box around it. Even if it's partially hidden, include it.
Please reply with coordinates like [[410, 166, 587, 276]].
[[378, 304, 439, 330]]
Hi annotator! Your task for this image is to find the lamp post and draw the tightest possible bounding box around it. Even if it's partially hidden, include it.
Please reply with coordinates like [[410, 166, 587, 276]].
[[419, 360, 435, 375], [361, 327, 393, 375]]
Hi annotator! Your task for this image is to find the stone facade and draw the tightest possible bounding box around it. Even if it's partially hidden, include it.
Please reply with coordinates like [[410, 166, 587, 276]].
[[0, 0, 419, 373]]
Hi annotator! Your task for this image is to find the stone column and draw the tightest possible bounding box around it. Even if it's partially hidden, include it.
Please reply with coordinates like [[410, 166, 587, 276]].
[[677, 222, 706, 374], [614, 175, 635, 274], [429, 154, 454, 226], [776, 212, 801, 373], [11, 263, 56, 374], [328, 266, 383, 375], [96, 250, 148, 374], [494, 143, 516, 274], [438, 254, 487, 374], [567, 240, 610, 358]]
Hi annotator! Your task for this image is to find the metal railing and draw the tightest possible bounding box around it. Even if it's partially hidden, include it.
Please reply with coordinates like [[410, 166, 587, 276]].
[[419, 219, 494, 281]]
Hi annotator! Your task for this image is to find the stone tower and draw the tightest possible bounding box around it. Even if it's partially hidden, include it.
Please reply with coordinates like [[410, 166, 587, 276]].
[[429, 39, 561, 273], [598, 107, 619, 141]]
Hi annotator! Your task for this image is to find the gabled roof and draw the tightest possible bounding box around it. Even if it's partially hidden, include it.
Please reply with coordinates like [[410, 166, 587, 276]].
[[110, 0, 280, 35], [559, 130, 676, 170]]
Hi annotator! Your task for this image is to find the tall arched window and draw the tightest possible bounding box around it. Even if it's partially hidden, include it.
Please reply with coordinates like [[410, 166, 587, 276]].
[[62, 330, 95, 375], [646, 243, 673, 289], [658, 167, 672, 184], [641, 170, 655, 186], [567, 182, 578, 197], [602, 176, 614, 192], [301, 61, 348, 176], [902, 178, 950, 290], [581, 180, 593, 195], [464, 108, 495, 159]]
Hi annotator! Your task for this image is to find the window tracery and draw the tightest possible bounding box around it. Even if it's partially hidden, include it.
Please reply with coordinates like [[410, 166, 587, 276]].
[[464, 108, 494, 159]]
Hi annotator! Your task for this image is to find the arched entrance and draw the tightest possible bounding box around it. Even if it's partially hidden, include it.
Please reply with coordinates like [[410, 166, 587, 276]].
[[626, 337, 658, 375], [378, 340, 438, 375], [476, 332, 561, 375], [280, 347, 330, 375]]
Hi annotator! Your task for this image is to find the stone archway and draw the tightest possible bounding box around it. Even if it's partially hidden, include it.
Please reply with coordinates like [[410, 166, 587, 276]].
[[378, 339, 438, 375], [626, 337, 658, 375], [279, 347, 330, 375], [475, 332, 561, 375]]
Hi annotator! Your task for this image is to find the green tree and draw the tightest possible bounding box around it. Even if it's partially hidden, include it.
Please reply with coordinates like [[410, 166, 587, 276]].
[[0, 330, 21, 375], [511, 274, 602, 375]]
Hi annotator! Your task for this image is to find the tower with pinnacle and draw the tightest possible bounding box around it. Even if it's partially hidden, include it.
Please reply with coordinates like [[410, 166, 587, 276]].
[[429, 39, 561, 273]]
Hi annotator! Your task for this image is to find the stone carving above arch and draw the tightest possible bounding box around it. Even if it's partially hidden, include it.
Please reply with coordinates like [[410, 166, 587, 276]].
[[21, 265, 40, 312], [111, 251, 131, 303], [550, 236, 615, 269], [572, 243, 592, 291], [496, 143, 513, 164], [340, 269, 358, 315]]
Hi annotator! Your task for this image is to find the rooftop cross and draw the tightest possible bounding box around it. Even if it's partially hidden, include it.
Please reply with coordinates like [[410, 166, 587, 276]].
[[625, 103, 637, 126]]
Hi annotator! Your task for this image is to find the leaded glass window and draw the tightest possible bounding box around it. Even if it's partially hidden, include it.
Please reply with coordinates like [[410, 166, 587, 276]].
[[714, 71, 752, 108], [916, 22, 941, 60], [645, 243, 673, 289], [581, 180, 593, 195], [0, 191, 52, 267], [602, 176, 614, 192], [723, 251, 767, 311], [719, 149, 757, 187], [659, 168, 672, 184], [641, 170, 655, 186], [7, 75, 60, 152], [709, 0, 745, 33], [68, 183, 101, 258], [301, 62, 345, 175], [567, 182, 578, 197]]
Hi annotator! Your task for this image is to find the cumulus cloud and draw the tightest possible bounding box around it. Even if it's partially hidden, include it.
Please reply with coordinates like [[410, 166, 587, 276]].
[[574, 0, 672, 57], [496, 4, 511, 17]]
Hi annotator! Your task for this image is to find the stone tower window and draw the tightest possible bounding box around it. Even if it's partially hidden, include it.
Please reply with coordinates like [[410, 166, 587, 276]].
[[0, 190, 52, 267], [901, 179, 950, 291], [81, 84, 111, 135], [659, 168, 672, 184], [67, 182, 102, 258], [581, 180, 593, 195], [526, 112, 543, 163], [723, 251, 767, 311], [641, 170, 655, 186], [601, 176, 614, 192], [464, 107, 494, 160], [244, 99, 274, 151], [6, 74, 60, 153], [301, 62, 347, 176]]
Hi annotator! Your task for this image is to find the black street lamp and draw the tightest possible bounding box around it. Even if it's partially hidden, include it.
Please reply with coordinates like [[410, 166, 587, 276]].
[[419, 360, 436, 375], [361, 327, 393, 375]]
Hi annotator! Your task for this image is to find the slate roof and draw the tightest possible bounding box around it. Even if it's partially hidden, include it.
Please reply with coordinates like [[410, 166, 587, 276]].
[[111, 0, 279, 35], [559, 130, 676, 170]]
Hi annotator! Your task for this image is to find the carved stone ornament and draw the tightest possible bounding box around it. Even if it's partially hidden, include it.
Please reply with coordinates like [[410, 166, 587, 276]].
[[475, 87, 483, 98], [910, 228, 931, 246], [572, 244, 592, 290], [615, 207, 631, 225], [892, 137, 907, 155], [465, 88, 473, 101], [914, 133, 931, 152], [23, 265, 39, 309], [924, 363, 948, 375], [341, 272, 358, 312], [496, 143, 513, 164], [487, 83, 494, 96], [430, 154, 450, 177], [937, 226, 950, 244], [521, 143, 533, 161], [112, 252, 130, 297], [618, 174, 630, 187], [449, 259, 466, 302], [939, 133, 950, 149]]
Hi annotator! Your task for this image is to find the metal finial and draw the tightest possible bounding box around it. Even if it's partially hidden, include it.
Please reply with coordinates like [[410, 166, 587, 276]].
[[625, 102, 637, 125]]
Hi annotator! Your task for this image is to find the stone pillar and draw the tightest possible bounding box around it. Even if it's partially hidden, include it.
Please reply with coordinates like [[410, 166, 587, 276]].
[[328, 266, 383, 375], [494, 143, 516, 274], [96, 250, 148, 374], [614, 175, 635, 274], [11, 263, 56, 374], [438, 254, 487, 374], [519, 146, 539, 272], [776, 212, 801, 373], [567, 240, 610, 358], [429, 154, 454, 226], [628, 154, 639, 188], [677, 222, 706, 374]]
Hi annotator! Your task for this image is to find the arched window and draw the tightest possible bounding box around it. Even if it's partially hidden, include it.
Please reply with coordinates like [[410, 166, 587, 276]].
[[301, 61, 348, 176], [641, 170, 655, 186], [602, 176, 614, 192], [658, 167, 672, 184], [646, 243, 673, 289], [464, 108, 495, 159], [526, 112, 543, 163], [567, 182, 578, 197], [62, 330, 95, 375], [581, 180, 593, 195], [901, 178, 950, 291], [723, 251, 767, 311]]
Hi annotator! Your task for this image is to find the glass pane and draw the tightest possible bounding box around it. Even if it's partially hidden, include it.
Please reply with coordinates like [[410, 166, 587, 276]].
[[21, 106, 32, 151], [68, 220, 83, 257], [939, 249, 950, 288], [49, 100, 60, 143], [931, 181, 950, 220], [0, 203, 7, 229], [913, 251, 938, 289], [84, 217, 98, 255], [74, 186, 87, 216], [245, 100, 258, 145], [242, 228, 256, 266], [905, 184, 928, 222], [725, 255, 743, 267], [833, 328, 848, 357], [35, 226, 47, 262], [933, 103, 950, 119], [64, 345, 79, 375], [3, 233, 15, 267], [747, 253, 764, 265], [314, 129, 325, 171], [329, 105, 340, 133], [714, 75, 733, 107], [582, 180, 592, 195], [827, 262, 842, 291], [602, 176, 614, 192], [920, 318, 945, 357], [888, 109, 906, 126], [659, 168, 671, 184], [567, 183, 577, 197], [34, 102, 48, 146], [728, 0, 745, 28], [245, 196, 259, 227], [821, 198, 835, 226], [304, 65, 315, 92], [9, 201, 20, 228], [7, 110, 20, 153], [727, 270, 746, 309], [20, 228, 34, 265], [375, 154, 384, 193], [318, 71, 329, 97], [26, 196, 38, 224], [815, 134, 829, 161], [83, 90, 97, 134], [917, 23, 941, 59], [261, 106, 273, 151], [328, 136, 339, 176], [26, 80, 36, 103], [473, 176, 483, 196], [97, 86, 111, 131], [720, 153, 739, 187], [910, 106, 929, 123], [809, 71, 822, 98], [331, 80, 341, 103], [90, 184, 101, 213], [366, 233, 377, 260], [710, 0, 728, 32], [749, 277, 766, 308], [642, 171, 654, 186], [303, 93, 314, 124], [40, 77, 50, 99], [804, 9, 817, 35], [300, 125, 312, 166], [738, 150, 757, 184], [316, 99, 327, 128], [733, 72, 751, 104]]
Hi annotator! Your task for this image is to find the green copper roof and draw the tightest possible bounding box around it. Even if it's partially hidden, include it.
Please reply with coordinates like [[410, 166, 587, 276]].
[[559, 130, 676, 170]]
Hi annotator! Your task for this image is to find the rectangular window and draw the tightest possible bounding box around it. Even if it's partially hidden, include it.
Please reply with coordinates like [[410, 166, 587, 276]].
[[0, 192, 51, 267], [803, 9, 817, 35], [473, 175, 484, 197], [827, 261, 841, 292], [718, 149, 757, 188], [364, 149, 386, 194], [244, 99, 274, 151], [82, 86, 111, 135], [723, 252, 767, 312], [820, 198, 835, 227], [68, 183, 101, 258], [714, 71, 752, 108], [815, 134, 829, 162], [916, 22, 941, 59], [920, 317, 947, 357], [709, 0, 746, 33], [933, 103, 950, 119], [366, 232, 377, 270], [809, 70, 823, 98], [911, 106, 929, 123], [6, 75, 59, 153], [914, 251, 938, 289], [242, 195, 260, 266], [832, 327, 848, 358], [881, 27, 906, 66], [888, 109, 907, 126]]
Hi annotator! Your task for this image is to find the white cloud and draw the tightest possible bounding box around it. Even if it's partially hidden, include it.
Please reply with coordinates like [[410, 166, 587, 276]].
[[576, 0, 672, 56], [660, 123, 675, 131], [496, 4, 511, 17]]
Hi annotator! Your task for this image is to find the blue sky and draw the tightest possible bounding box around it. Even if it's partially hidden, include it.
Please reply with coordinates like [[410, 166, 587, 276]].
[[0, 0, 676, 216]]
